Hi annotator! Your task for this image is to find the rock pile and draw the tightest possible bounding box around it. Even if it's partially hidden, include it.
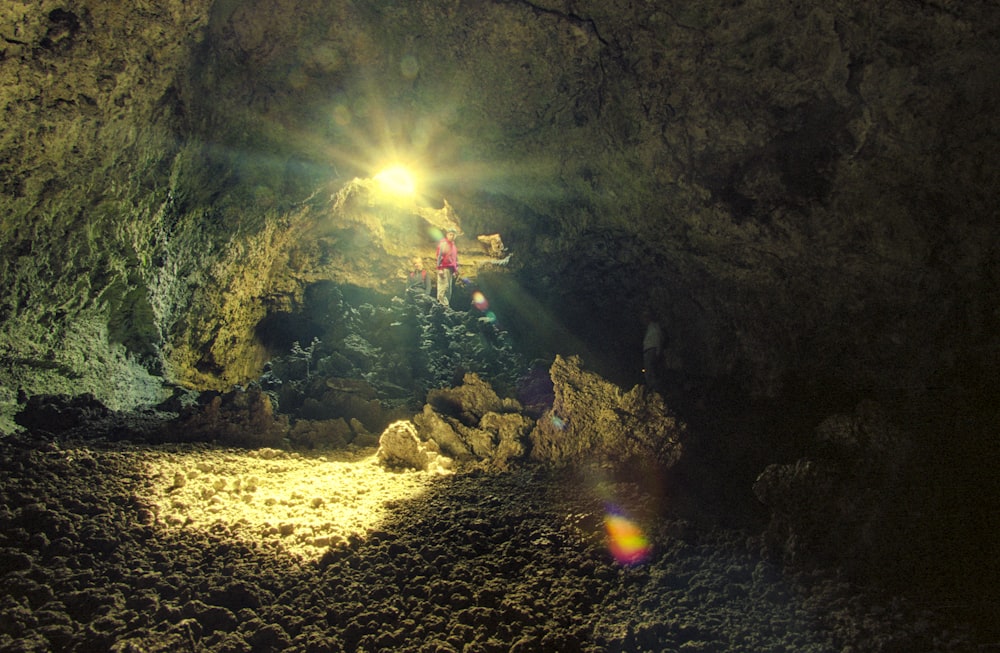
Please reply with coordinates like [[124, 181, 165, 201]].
[[374, 356, 686, 475]]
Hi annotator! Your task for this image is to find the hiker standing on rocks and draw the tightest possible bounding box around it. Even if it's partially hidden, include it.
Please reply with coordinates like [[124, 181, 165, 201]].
[[436, 229, 459, 306]]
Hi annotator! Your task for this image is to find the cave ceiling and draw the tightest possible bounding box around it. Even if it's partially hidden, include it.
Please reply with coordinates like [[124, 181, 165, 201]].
[[1, 0, 998, 424]]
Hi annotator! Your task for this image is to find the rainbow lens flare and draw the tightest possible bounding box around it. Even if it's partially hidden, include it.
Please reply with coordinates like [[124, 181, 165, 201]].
[[604, 512, 652, 565]]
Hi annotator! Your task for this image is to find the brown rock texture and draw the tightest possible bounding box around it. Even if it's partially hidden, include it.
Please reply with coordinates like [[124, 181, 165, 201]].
[[376, 419, 453, 473], [2, 0, 997, 419], [754, 401, 917, 572], [0, 430, 984, 652], [414, 373, 532, 469], [1, 2, 998, 644], [530, 355, 685, 468]]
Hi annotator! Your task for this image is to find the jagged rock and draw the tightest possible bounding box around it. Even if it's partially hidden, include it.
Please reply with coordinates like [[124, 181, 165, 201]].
[[14, 393, 111, 435], [529, 355, 685, 468], [753, 401, 915, 574], [426, 372, 519, 425], [412, 404, 471, 460], [0, 0, 997, 438], [376, 420, 452, 473], [301, 390, 384, 433], [176, 385, 288, 448], [350, 418, 380, 448], [415, 375, 533, 468], [0, 3, 995, 633], [367, 357, 621, 470], [477, 411, 532, 469], [476, 234, 507, 258], [286, 418, 353, 450]]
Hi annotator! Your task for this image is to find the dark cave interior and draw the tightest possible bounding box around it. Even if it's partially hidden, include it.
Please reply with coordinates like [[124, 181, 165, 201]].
[[2, 0, 1000, 650]]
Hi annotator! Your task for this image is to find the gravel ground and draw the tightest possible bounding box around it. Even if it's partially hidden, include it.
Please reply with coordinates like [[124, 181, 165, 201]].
[[0, 430, 983, 653]]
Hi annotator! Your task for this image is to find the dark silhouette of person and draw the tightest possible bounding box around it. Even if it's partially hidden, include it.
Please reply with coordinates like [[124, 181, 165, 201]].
[[642, 310, 664, 391]]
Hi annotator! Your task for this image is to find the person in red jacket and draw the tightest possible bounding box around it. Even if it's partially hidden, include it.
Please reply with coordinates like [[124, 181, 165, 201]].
[[435, 229, 459, 306]]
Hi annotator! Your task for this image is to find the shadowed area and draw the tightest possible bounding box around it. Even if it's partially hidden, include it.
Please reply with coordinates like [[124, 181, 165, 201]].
[[1, 0, 999, 650]]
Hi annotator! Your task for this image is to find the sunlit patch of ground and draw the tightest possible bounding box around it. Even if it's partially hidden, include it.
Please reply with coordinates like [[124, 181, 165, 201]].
[[140, 446, 444, 560]]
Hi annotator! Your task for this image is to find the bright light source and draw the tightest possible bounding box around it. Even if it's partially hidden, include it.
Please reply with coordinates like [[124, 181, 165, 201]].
[[373, 164, 417, 197]]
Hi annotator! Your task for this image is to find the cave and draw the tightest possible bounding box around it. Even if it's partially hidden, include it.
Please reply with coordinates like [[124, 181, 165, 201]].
[[1, 1, 998, 651]]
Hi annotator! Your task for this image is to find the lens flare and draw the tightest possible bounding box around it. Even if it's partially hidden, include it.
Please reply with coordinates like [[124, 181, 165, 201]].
[[604, 510, 652, 565], [471, 291, 489, 311]]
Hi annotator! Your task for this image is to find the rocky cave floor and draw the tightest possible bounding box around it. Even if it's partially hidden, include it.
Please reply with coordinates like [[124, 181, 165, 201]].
[[2, 417, 994, 653]]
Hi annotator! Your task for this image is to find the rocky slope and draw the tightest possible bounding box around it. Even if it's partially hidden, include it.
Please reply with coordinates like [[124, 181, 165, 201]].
[[0, 428, 987, 652], [5, 339, 997, 651]]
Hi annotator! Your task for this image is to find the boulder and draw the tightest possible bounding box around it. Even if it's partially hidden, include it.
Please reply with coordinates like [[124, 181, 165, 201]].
[[286, 418, 353, 450], [426, 372, 518, 425], [413, 404, 471, 460], [476, 233, 508, 258], [376, 420, 453, 473], [477, 411, 532, 469], [14, 393, 111, 435], [415, 376, 533, 469], [753, 401, 916, 574], [528, 355, 685, 468]]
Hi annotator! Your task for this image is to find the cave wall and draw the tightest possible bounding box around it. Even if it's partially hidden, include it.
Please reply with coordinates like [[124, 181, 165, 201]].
[[0, 1, 214, 428], [1, 0, 998, 429]]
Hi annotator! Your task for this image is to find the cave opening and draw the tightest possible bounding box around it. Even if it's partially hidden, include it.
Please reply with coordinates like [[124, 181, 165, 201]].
[[254, 312, 325, 357]]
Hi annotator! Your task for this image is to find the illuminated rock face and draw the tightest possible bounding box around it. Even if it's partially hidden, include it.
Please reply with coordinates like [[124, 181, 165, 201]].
[[1, 1, 998, 426], [529, 355, 684, 468], [376, 419, 454, 474]]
